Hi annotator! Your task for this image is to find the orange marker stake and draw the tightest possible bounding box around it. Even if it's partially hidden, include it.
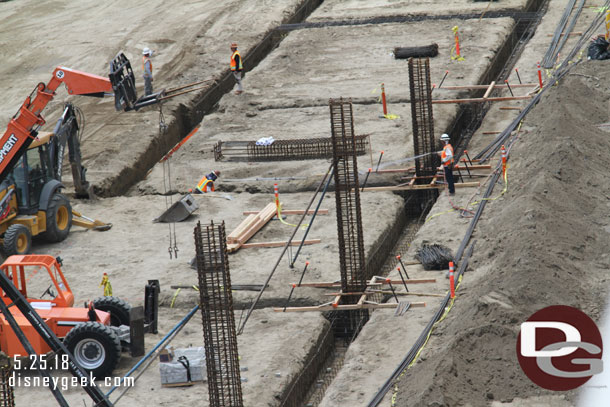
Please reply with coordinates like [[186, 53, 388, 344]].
[[449, 261, 455, 299], [501, 145, 507, 179], [381, 83, 388, 116], [537, 62, 543, 88]]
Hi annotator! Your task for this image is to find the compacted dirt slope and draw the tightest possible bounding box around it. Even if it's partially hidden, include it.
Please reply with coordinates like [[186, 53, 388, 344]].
[[394, 62, 610, 407]]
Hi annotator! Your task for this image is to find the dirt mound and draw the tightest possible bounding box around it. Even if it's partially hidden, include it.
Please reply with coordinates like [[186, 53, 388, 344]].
[[395, 62, 610, 406]]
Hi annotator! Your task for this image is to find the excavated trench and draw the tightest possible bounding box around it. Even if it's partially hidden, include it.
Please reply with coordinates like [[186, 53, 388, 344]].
[[93, 0, 324, 198]]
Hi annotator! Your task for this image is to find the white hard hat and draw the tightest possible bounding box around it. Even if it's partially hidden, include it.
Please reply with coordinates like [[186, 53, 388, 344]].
[[143, 47, 151, 55], [440, 133, 450, 141]]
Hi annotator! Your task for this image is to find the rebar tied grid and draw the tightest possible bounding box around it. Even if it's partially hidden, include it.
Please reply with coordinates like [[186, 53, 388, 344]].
[[408, 58, 440, 180], [329, 98, 369, 339], [213, 135, 370, 162], [194, 221, 243, 407]]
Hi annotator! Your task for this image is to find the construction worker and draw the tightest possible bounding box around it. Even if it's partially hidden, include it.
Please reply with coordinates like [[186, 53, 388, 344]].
[[230, 42, 244, 95], [438, 133, 455, 196], [192, 170, 221, 194], [142, 47, 153, 96]]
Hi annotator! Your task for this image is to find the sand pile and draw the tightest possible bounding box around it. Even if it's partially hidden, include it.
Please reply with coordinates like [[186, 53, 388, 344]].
[[395, 62, 610, 405]]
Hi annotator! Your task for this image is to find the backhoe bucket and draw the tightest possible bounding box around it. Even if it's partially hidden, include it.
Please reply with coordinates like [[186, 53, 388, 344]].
[[154, 194, 198, 223], [72, 210, 112, 231]]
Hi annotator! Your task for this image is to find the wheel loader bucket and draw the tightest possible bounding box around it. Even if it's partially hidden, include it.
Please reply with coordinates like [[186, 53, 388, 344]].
[[154, 194, 199, 223]]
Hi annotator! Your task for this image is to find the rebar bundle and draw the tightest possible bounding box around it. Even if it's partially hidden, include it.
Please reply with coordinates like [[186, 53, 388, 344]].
[[408, 58, 439, 180], [213, 135, 369, 162], [194, 221, 243, 407], [415, 244, 454, 270], [0, 359, 14, 407]]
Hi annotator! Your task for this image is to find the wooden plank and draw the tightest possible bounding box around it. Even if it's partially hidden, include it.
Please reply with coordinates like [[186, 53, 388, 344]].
[[274, 301, 426, 312], [432, 95, 533, 104], [324, 291, 444, 298], [499, 107, 522, 111], [482, 81, 496, 99], [240, 239, 321, 249], [293, 278, 436, 288], [236, 203, 276, 244], [361, 181, 480, 192], [436, 83, 537, 90], [227, 214, 257, 243], [455, 164, 491, 170], [243, 209, 329, 215]]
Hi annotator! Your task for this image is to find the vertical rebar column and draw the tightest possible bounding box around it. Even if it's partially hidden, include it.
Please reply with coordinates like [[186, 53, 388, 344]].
[[0, 355, 14, 407], [329, 99, 369, 339], [408, 58, 439, 180], [194, 221, 243, 407]]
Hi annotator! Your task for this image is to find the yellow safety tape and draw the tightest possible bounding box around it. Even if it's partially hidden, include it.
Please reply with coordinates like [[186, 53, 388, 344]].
[[425, 148, 513, 224], [390, 272, 465, 405], [383, 114, 400, 120], [277, 202, 309, 229], [170, 288, 181, 308]]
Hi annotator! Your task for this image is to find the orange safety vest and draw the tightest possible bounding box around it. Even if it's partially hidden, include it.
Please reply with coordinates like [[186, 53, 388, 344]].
[[230, 50, 243, 71], [142, 56, 152, 77], [196, 177, 215, 193], [441, 144, 454, 167]]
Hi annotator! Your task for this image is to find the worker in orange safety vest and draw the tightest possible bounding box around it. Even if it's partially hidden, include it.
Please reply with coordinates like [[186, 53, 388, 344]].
[[438, 133, 455, 195], [142, 47, 153, 96], [192, 170, 221, 194], [230, 42, 244, 95]]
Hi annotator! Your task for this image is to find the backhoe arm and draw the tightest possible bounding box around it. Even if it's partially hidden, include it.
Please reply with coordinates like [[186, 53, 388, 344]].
[[0, 67, 114, 185]]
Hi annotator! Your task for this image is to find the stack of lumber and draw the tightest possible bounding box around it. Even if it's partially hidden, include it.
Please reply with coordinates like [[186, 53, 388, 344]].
[[226, 203, 277, 252]]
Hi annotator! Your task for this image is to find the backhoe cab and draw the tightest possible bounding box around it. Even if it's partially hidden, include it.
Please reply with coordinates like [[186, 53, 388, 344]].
[[0, 105, 112, 256]]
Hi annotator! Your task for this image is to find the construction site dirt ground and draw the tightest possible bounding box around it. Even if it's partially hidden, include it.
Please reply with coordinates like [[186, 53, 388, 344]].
[[1, 0, 609, 407]]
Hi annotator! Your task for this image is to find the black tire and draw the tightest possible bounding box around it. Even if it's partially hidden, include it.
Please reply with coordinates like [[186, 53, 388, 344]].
[[93, 297, 131, 326], [64, 322, 120, 378], [3, 224, 31, 256], [42, 193, 72, 243]]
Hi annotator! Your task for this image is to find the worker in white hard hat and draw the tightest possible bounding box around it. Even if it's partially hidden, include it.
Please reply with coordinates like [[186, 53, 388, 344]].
[[438, 133, 455, 195], [142, 47, 153, 96]]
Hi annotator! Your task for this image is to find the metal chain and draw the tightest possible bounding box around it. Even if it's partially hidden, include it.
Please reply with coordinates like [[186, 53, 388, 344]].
[[159, 103, 177, 258]]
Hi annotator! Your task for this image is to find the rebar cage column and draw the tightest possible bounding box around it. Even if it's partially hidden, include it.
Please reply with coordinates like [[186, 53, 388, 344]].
[[329, 99, 369, 339], [0, 355, 14, 407], [194, 221, 243, 407], [408, 57, 439, 180]]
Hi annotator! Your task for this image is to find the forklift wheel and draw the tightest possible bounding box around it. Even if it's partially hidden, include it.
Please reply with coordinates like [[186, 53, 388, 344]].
[[93, 297, 132, 326], [43, 193, 72, 243], [64, 322, 121, 378], [3, 224, 31, 256]]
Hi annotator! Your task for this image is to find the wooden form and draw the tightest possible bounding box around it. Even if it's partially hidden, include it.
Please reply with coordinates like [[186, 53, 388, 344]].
[[275, 275, 436, 313], [436, 83, 537, 90], [243, 209, 329, 215], [292, 278, 436, 288], [432, 95, 533, 104], [361, 181, 480, 192], [240, 239, 321, 249]]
